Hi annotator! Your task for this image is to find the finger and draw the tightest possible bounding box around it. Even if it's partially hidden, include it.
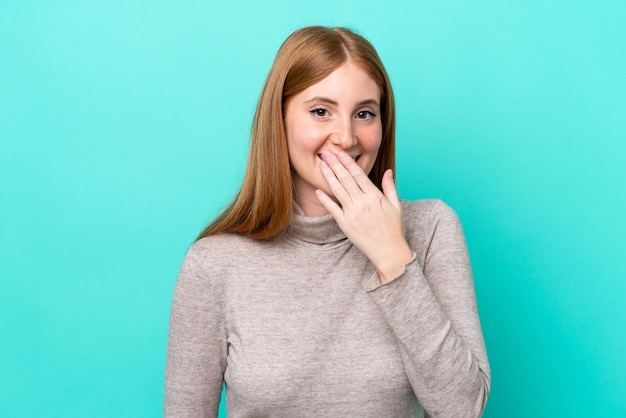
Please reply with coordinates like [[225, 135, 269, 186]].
[[320, 159, 352, 206], [321, 151, 363, 196], [381, 169, 401, 211], [336, 151, 379, 194], [315, 189, 344, 220]]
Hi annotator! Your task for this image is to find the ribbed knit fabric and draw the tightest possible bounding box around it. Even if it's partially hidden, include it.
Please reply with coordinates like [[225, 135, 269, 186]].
[[164, 199, 490, 417]]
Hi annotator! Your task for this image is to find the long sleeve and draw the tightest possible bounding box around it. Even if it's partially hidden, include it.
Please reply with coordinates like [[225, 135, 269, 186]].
[[365, 200, 491, 417], [164, 246, 227, 417]]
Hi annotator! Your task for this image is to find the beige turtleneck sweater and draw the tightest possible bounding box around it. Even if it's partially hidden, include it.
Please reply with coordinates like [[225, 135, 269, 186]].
[[164, 199, 490, 417]]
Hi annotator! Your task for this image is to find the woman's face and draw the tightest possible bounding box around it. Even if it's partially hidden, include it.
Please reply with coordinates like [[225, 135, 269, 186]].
[[284, 62, 383, 215]]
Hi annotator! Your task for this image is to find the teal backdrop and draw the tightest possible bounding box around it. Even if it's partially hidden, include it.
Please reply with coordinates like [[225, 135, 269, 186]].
[[1, 0, 625, 416]]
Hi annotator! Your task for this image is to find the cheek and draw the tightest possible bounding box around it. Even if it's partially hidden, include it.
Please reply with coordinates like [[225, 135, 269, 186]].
[[287, 128, 323, 173], [360, 125, 383, 173], [289, 125, 327, 154], [362, 124, 383, 153]]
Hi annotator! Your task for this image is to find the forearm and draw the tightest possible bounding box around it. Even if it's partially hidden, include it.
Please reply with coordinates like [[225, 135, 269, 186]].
[[364, 200, 491, 417], [366, 261, 490, 417]]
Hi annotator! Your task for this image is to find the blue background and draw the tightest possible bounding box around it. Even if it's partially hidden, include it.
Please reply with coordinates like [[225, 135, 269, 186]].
[[1, 1, 625, 416]]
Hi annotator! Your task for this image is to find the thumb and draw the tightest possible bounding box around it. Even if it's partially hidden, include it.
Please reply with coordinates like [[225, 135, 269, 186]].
[[381, 169, 401, 211]]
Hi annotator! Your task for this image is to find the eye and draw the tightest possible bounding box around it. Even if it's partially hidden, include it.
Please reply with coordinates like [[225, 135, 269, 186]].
[[356, 110, 376, 120], [310, 108, 328, 117]]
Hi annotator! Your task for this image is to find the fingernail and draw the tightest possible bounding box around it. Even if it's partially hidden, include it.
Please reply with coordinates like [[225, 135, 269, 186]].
[[315, 189, 326, 201]]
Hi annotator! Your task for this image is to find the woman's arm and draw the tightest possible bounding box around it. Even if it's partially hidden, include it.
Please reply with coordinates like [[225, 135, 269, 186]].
[[365, 200, 490, 417], [164, 246, 227, 417], [317, 152, 490, 417]]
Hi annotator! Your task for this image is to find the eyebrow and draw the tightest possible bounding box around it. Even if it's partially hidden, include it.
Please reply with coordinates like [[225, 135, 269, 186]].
[[304, 96, 380, 108]]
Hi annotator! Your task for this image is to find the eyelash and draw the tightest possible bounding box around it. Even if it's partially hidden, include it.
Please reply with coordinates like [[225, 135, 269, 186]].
[[309, 108, 377, 119], [356, 110, 376, 120], [311, 108, 328, 117]]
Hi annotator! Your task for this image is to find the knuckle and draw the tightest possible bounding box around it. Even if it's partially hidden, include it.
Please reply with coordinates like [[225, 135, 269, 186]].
[[339, 174, 353, 185]]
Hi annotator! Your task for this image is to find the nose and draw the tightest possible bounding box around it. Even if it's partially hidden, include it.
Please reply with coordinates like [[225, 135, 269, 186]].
[[330, 117, 357, 149]]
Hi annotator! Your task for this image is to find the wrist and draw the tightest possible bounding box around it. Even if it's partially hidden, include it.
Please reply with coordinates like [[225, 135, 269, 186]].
[[374, 243, 414, 284]]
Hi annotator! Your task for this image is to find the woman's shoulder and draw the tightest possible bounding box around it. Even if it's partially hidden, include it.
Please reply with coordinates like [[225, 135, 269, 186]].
[[191, 232, 255, 252], [401, 198, 460, 224], [181, 232, 259, 271], [401, 199, 465, 246]]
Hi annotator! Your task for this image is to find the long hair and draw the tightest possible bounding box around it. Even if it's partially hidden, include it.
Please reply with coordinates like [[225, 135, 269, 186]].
[[197, 26, 396, 241]]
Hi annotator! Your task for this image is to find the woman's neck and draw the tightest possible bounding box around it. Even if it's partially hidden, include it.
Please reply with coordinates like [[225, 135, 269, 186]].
[[294, 194, 330, 217]]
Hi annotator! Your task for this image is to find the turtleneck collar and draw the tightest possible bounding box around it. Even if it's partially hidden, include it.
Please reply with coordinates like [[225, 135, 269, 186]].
[[284, 202, 350, 249]]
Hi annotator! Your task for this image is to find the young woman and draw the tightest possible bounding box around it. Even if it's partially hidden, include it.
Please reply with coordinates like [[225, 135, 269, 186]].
[[164, 26, 490, 417]]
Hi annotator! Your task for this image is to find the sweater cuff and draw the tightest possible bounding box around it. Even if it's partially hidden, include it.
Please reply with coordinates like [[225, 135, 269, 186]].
[[363, 252, 417, 292]]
